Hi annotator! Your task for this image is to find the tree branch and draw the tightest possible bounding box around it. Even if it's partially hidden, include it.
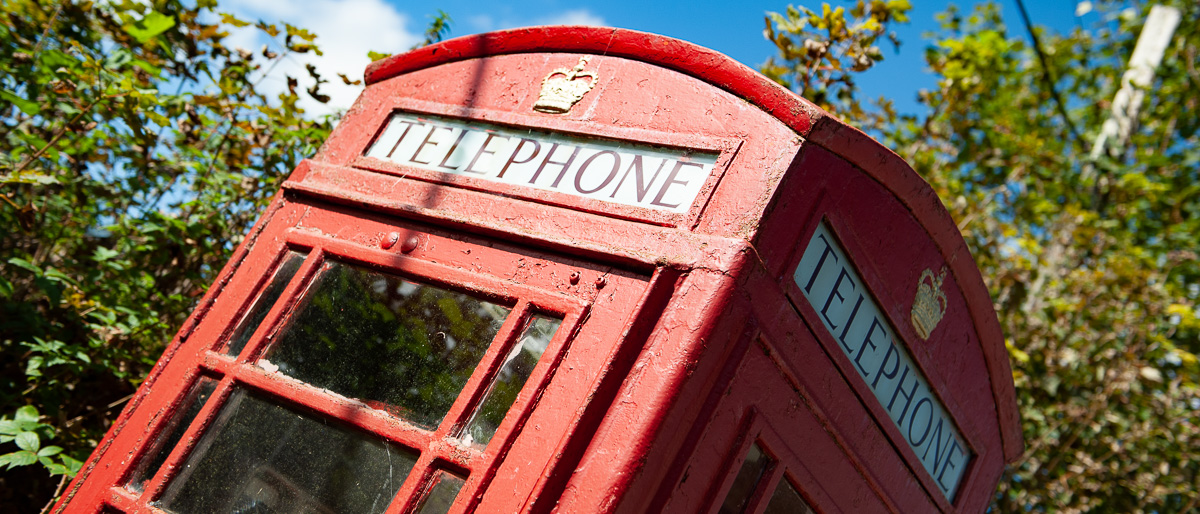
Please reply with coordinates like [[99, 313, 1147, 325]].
[[12, 96, 105, 175], [1014, 0, 1084, 149]]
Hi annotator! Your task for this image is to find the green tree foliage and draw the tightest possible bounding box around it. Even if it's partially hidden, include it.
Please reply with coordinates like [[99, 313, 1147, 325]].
[[0, 0, 335, 509], [762, 0, 911, 123], [767, 1, 1199, 511]]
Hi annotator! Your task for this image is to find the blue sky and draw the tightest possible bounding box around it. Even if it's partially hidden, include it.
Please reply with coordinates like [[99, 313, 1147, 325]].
[[223, 0, 1086, 118], [426, 0, 1083, 115]]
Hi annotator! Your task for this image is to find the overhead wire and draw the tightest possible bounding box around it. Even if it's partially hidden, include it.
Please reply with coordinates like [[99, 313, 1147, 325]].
[[1013, 0, 1085, 148]]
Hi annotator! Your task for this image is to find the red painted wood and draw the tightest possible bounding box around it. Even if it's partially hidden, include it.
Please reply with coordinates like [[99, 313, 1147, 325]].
[[363, 27, 821, 138], [334, 52, 802, 239], [662, 341, 898, 514], [56, 199, 648, 513], [57, 24, 1019, 514], [361, 29, 1020, 462], [805, 119, 1021, 461], [755, 144, 1008, 513], [553, 267, 747, 513]]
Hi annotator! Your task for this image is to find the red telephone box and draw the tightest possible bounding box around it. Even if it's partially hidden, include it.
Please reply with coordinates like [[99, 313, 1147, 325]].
[[54, 26, 1021, 514]]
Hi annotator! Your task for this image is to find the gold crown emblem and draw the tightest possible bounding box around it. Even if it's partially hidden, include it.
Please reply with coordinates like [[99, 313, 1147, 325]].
[[533, 57, 597, 114], [910, 268, 948, 340]]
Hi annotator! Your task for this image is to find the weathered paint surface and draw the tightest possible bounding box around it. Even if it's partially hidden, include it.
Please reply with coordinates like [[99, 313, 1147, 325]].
[[56, 26, 1019, 514]]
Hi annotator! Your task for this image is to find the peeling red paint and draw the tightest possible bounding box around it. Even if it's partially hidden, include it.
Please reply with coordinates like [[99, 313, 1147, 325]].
[[58, 26, 1018, 514]]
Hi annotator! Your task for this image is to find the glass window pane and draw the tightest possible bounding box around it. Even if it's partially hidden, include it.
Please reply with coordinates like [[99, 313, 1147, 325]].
[[158, 390, 414, 514], [762, 477, 815, 514], [126, 377, 218, 493], [463, 314, 561, 446], [718, 443, 773, 514], [264, 261, 510, 429], [225, 251, 306, 356], [415, 471, 467, 514]]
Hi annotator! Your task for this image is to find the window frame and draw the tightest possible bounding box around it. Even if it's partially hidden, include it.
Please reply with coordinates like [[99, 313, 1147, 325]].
[[711, 412, 822, 514], [103, 224, 590, 514]]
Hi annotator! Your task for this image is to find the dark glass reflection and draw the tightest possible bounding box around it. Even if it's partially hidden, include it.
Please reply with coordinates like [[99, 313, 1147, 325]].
[[763, 477, 815, 514], [415, 471, 467, 514], [127, 377, 218, 492], [264, 261, 510, 429], [718, 443, 773, 514], [464, 315, 560, 446], [225, 251, 306, 356], [158, 390, 414, 514]]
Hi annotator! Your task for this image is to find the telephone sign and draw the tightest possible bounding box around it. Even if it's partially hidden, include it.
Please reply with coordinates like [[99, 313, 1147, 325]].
[[365, 111, 718, 213], [55, 26, 1021, 514], [796, 222, 968, 500]]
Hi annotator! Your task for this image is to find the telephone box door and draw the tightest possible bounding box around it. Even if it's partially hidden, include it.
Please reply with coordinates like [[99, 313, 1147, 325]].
[[60, 199, 652, 513]]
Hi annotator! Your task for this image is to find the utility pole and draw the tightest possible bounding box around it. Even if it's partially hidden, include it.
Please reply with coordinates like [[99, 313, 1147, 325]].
[[1024, 4, 1181, 315], [1084, 5, 1181, 176]]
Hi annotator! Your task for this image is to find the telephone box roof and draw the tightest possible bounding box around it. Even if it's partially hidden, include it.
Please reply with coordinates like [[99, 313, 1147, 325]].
[[364, 25, 1022, 463]]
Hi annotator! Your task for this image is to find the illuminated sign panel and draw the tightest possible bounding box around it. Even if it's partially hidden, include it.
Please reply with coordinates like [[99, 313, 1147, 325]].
[[366, 112, 718, 213], [793, 223, 972, 501]]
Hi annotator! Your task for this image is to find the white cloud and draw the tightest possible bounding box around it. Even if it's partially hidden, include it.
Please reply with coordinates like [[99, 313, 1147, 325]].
[[224, 0, 420, 118], [211, 3, 605, 119]]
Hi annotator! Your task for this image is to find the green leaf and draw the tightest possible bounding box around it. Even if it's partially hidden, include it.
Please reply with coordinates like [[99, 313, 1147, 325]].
[[0, 173, 60, 185], [14, 406, 39, 423], [7, 258, 41, 275], [131, 58, 163, 76], [37, 445, 62, 457], [42, 268, 75, 284], [61, 455, 83, 475], [15, 432, 39, 452], [124, 12, 176, 43], [14, 420, 41, 432], [7, 451, 37, 468], [366, 50, 393, 62], [0, 89, 39, 116], [104, 49, 134, 69], [39, 50, 79, 70], [93, 247, 121, 261], [25, 356, 43, 377], [220, 12, 250, 28]]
